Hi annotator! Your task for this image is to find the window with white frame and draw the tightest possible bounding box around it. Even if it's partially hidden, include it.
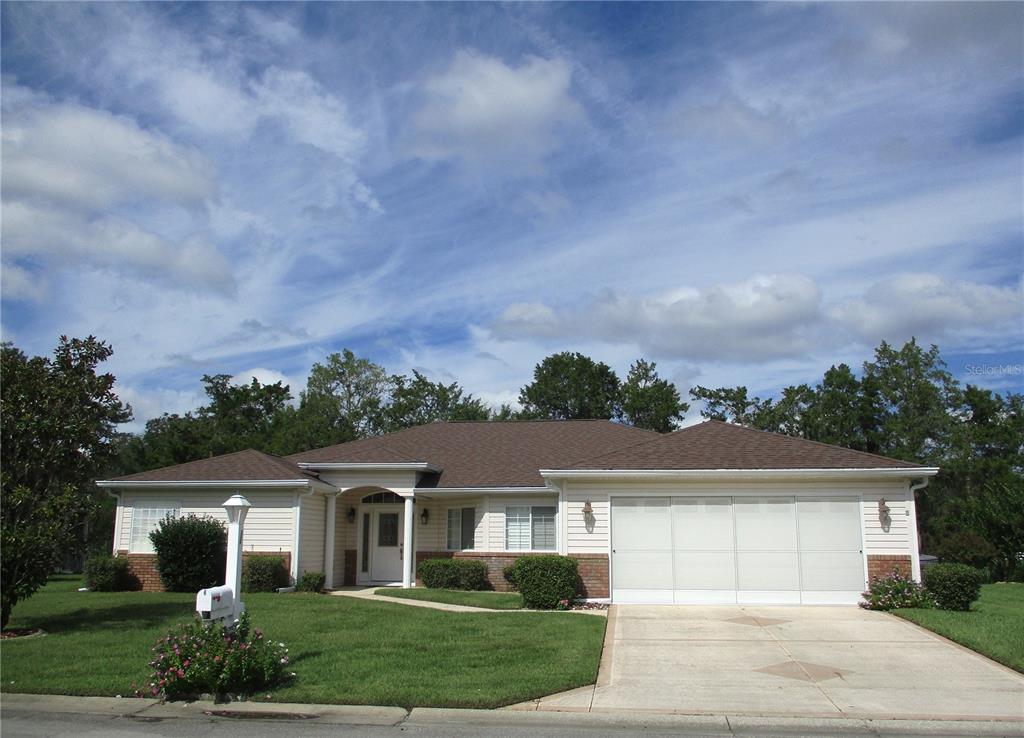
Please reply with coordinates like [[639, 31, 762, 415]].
[[446, 507, 476, 550], [505, 505, 556, 551], [129, 502, 179, 553]]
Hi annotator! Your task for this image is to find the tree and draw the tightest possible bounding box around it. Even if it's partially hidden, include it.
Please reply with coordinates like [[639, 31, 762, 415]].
[[301, 350, 393, 439], [689, 385, 764, 425], [1, 337, 131, 627], [518, 352, 621, 420], [619, 359, 687, 432], [803, 364, 870, 450], [385, 370, 490, 431]]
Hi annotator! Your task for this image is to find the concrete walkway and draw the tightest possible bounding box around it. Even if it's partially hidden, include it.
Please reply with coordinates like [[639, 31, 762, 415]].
[[329, 587, 607, 616], [512, 605, 1024, 722]]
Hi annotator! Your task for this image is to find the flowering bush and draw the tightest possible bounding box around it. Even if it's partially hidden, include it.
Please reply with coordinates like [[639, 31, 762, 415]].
[[860, 570, 933, 611], [136, 611, 291, 700], [556, 598, 570, 611]]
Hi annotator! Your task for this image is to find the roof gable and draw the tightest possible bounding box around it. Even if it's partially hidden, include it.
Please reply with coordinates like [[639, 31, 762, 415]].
[[568, 420, 923, 470], [288, 420, 658, 487], [109, 448, 316, 483]]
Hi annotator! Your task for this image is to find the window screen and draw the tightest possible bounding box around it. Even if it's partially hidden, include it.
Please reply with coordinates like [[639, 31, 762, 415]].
[[129, 503, 179, 553], [460, 507, 475, 550], [531, 506, 556, 551], [447, 507, 476, 550], [506, 506, 531, 550], [447, 508, 461, 550]]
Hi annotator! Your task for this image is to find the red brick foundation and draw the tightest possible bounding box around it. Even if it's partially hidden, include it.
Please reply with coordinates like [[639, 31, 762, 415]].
[[343, 549, 357, 586], [867, 554, 913, 581], [414, 551, 610, 599], [116, 550, 292, 592]]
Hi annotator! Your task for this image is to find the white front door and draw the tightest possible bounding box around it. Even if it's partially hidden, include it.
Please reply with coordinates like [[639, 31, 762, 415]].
[[370, 507, 404, 582]]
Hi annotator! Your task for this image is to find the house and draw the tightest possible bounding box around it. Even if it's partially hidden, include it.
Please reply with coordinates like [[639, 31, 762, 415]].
[[97, 419, 937, 605]]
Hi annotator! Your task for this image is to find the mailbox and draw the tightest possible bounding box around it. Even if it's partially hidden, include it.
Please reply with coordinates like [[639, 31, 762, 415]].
[[196, 585, 234, 622]]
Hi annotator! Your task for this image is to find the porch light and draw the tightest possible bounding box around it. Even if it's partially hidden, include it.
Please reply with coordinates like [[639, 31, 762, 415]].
[[878, 498, 890, 516], [581, 500, 593, 515], [420, 508, 429, 525], [347, 507, 356, 524]]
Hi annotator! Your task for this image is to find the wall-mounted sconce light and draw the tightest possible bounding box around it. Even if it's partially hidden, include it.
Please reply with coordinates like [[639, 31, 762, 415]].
[[878, 498, 890, 516], [420, 508, 430, 525], [581, 500, 593, 515], [346, 507, 356, 524]]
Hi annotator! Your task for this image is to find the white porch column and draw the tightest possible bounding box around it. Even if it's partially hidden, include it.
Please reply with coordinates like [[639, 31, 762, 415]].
[[402, 493, 415, 588], [324, 494, 337, 589]]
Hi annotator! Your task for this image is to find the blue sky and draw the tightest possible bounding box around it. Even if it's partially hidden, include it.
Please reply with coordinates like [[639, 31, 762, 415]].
[[2, 2, 1022, 431]]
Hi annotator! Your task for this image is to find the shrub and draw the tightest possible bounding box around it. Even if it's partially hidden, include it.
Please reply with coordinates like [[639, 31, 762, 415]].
[[417, 558, 489, 590], [243, 556, 289, 593], [503, 564, 518, 590], [296, 571, 326, 593], [137, 610, 290, 700], [860, 570, 932, 610], [514, 555, 578, 609], [923, 563, 983, 611], [84, 554, 131, 592], [149, 514, 226, 592]]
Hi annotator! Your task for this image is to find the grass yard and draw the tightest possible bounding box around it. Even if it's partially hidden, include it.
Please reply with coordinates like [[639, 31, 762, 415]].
[[1, 575, 605, 708], [375, 588, 524, 610], [895, 583, 1024, 673]]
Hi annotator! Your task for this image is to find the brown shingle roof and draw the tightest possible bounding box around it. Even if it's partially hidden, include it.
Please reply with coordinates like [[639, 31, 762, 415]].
[[109, 449, 317, 482], [288, 420, 659, 488], [569, 420, 923, 470]]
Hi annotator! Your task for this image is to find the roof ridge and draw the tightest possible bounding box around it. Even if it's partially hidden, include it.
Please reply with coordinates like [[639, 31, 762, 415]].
[[696, 419, 923, 468]]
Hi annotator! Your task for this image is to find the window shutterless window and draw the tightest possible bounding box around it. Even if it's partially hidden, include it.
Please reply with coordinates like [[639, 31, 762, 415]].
[[505, 505, 556, 551], [447, 507, 475, 550], [129, 502, 179, 553]]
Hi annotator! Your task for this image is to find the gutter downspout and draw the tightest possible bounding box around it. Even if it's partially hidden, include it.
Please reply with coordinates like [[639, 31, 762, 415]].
[[908, 477, 930, 581], [291, 487, 316, 585], [106, 490, 122, 556]]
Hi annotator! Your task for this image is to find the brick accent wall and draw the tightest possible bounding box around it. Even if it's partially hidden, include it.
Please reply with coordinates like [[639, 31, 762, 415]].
[[867, 554, 913, 581], [413, 551, 609, 598], [117, 550, 292, 592], [342, 549, 357, 587]]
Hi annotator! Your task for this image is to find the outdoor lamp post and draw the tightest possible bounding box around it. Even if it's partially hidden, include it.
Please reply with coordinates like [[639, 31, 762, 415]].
[[223, 494, 251, 621]]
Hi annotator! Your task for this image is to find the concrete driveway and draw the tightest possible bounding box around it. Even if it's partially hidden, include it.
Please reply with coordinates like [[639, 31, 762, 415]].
[[520, 605, 1024, 721]]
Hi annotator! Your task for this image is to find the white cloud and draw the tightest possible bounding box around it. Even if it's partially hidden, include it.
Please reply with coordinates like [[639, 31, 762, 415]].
[[1, 201, 235, 296], [492, 275, 825, 361], [831, 274, 1023, 346], [1, 263, 48, 302], [230, 367, 294, 390], [409, 50, 584, 175], [1, 91, 217, 211]]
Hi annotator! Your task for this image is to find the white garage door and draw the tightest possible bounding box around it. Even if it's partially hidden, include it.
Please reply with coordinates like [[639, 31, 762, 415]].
[[611, 496, 865, 605]]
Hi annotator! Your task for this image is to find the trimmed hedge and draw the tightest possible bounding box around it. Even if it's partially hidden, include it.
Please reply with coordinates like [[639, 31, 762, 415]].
[[417, 558, 489, 590], [297, 571, 326, 593], [149, 514, 226, 592], [513, 555, 578, 609], [924, 563, 983, 611], [243, 555, 289, 593], [503, 564, 518, 590], [84, 554, 131, 592]]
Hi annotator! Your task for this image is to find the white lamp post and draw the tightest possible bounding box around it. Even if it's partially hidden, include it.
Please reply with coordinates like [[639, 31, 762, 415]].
[[223, 494, 251, 621]]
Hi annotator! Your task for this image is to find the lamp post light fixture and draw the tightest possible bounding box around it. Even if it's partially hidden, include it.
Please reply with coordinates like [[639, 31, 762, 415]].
[[222, 494, 251, 621]]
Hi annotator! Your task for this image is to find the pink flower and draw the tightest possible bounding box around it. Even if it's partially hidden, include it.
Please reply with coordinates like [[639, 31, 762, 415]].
[[214, 655, 221, 663], [177, 669, 185, 678]]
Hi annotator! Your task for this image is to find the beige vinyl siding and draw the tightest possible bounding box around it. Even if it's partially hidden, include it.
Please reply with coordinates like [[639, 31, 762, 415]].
[[298, 494, 326, 575], [117, 489, 297, 555], [563, 480, 914, 558], [486, 494, 559, 551]]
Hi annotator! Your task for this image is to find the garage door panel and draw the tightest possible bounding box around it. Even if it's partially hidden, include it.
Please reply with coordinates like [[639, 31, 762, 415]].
[[800, 551, 865, 591], [673, 551, 736, 590], [614, 551, 673, 590], [671, 498, 733, 550], [798, 498, 862, 551], [736, 551, 801, 591], [735, 497, 797, 551], [612, 498, 671, 550]]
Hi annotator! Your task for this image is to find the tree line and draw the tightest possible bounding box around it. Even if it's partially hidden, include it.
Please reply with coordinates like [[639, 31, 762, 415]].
[[2, 335, 1021, 627]]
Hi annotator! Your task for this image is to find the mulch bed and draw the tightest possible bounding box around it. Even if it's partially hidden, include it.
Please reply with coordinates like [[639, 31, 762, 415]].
[[1, 628, 45, 640]]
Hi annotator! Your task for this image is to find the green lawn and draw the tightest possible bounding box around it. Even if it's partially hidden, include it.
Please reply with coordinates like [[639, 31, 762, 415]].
[[1, 575, 605, 707], [895, 583, 1024, 673], [375, 588, 524, 610]]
